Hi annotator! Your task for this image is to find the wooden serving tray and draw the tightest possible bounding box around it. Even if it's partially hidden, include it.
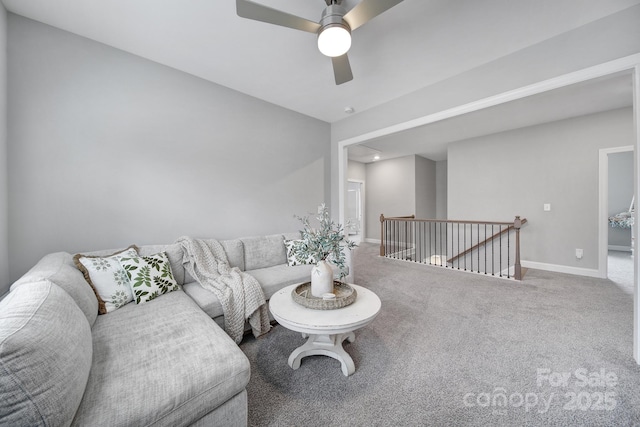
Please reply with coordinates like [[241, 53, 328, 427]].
[[291, 281, 357, 310]]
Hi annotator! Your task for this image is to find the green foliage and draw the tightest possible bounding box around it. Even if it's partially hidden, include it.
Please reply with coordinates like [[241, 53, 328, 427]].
[[154, 276, 173, 293], [294, 203, 357, 279], [120, 257, 139, 280], [133, 266, 151, 288], [147, 257, 162, 271], [161, 262, 172, 278]]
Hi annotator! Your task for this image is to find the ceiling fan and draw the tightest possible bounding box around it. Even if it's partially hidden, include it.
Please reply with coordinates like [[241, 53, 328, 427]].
[[236, 0, 404, 85]]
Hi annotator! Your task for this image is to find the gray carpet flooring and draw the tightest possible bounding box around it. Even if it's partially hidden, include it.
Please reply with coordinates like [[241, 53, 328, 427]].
[[608, 250, 633, 295], [240, 243, 640, 426]]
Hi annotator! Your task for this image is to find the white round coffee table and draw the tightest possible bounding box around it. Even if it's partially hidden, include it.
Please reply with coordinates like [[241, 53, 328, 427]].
[[269, 283, 381, 376]]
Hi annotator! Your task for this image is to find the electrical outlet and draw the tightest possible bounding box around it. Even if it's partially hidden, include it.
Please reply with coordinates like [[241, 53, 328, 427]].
[[544, 204, 551, 211], [576, 248, 583, 259]]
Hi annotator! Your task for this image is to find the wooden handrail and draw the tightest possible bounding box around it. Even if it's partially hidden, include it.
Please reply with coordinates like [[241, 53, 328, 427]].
[[386, 217, 516, 226], [447, 218, 528, 264]]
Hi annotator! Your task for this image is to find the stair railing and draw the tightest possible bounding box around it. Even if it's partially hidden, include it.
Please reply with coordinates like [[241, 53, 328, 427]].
[[380, 214, 527, 280]]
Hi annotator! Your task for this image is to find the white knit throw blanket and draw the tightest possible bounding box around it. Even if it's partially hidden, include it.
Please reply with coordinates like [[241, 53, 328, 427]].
[[176, 236, 271, 344]]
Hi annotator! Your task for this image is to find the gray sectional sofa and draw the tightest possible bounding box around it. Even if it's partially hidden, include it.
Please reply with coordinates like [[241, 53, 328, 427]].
[[183, 233, 324, 327], [0, 233, 343, 426]]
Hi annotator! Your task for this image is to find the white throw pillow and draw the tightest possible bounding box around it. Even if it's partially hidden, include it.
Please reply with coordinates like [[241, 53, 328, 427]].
[[74, 246, 138, 314], [119, 252, 179, 304], [284, 239, 317, 266]]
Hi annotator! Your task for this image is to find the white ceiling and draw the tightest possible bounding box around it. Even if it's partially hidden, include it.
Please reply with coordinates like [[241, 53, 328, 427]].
[[2, 0, 638, 125], [2, 0, 637, 164]]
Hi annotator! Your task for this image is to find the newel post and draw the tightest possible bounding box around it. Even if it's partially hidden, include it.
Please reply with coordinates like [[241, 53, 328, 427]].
[[514, 216, 522, 280], [380, 214, 386, 257]]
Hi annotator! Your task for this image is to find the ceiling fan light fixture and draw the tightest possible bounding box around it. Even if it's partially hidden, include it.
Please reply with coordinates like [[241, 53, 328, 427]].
[[317, 24, 351, 57]]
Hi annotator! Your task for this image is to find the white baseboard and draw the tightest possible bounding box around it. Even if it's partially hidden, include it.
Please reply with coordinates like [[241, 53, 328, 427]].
[[364, 238, 380, 244], [521, 260, 605, 279], [608, 245, 632, 252]]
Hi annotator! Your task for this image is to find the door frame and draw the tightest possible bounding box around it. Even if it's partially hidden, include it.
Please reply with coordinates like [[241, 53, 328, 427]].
[[599, 146, 634, 279]]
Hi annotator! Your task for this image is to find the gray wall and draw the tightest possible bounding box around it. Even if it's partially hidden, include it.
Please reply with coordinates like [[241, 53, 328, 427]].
[[347, 160, 366, 182], [448, 108, 634, 271], [365, 156, 415, 240], [364, 155, 441, 240], [608, 151, 634, 248], [415, 155, 436, 219], [0, 6, 7, 295], [436, 160, 448, 219], [7, 15, 331, 282]]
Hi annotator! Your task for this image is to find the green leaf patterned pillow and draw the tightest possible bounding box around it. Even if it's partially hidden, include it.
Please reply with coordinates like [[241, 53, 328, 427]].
[[284, 239, 317, 266], [119, 252, 179, 304], [74, 246, 139, 314]]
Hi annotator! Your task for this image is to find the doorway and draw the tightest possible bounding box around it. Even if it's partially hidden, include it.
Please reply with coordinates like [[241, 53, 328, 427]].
[[606, 149, 634, 294], [347, 180, 364, 243], [598, 146, 635, 295]]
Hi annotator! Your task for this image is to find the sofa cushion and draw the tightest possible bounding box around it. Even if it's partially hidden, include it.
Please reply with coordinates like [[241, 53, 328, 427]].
[[220, 239, 245, 271], [119, 252, 180, 304], [282, 232, 301, 241], [0, 281, 93, 427], [137, 243, 186, 285], [183, 239, 245, 284], [72, 290, 250, 427], [182, 263, 319, 319], [241, 234, 287, 271], [182, 281, 224, 319], [74, 246, 139, 314], [247, 264, 316, 300], [11, 252, 99, 326], [190, 390, 247, 427], [284, 239, 317, 266]]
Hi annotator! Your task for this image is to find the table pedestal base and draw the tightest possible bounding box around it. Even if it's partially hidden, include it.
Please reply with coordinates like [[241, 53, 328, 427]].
[[288, 331, 356, 376]]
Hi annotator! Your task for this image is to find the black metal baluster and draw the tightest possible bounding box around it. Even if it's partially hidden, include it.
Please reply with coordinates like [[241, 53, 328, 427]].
[[392, 220, 396, 259], [469, 223, 472, 272], [447, 222, 450, 268], [384, 220, 387, 257], [499, 225, 503, 277], [464, 223, 467, 271], [428, 221, 432, 264], [484, 224, 487, 274], [491, 224, 495, 276], [507, 225, 511, 278], [410, 221, 414, 262], [457, 223, 460, 270], [477, 224, 480, 274]]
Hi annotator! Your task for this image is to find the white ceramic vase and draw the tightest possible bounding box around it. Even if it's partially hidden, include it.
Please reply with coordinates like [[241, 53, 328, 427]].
[[311, 260, 334, 297]]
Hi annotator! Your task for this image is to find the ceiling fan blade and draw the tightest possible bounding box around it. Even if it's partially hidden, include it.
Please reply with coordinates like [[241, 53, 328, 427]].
[[343, 0, 404, 31], [236, 0, 320, 33], [332, 54, 353, 85]]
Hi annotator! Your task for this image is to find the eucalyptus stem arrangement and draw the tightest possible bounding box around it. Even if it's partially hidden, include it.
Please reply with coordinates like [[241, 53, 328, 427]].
[[294, 203, 357, 280]]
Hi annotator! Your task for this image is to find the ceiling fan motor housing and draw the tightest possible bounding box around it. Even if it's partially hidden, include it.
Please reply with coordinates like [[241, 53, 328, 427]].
[[320, 4, 349, 32], [317, 4, 351, 57]]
